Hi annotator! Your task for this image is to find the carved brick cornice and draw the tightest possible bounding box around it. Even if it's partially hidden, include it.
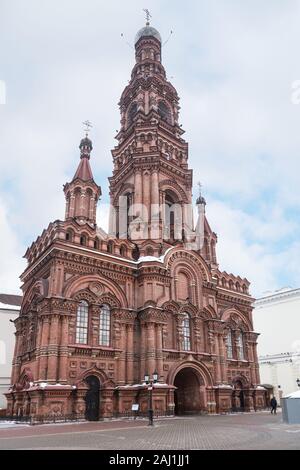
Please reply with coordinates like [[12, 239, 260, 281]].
[[245, 332, 259, 343], [52, 251, 135, 277], [121, 77, 177, 106], [216, 290, 253, 307], [110, 153, 191, 191], [136, 265, 170, 284], [97, 269, 132, 283], [139, 308, 168, 324], [203, 281, 218, 291], [112, 309, 137, 322], [21, 252, 55, 284], [204, 318, 225, 332], [37, 298, 78, 315]]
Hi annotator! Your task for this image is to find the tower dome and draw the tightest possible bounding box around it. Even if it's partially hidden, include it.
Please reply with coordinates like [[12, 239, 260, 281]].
[[134, 24, 162, 45]]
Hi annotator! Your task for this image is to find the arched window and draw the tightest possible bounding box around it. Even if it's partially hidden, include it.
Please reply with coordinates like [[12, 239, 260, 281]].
[[226, 329, 233, 359], [66, 229, 74, 242], [164, 192, 176, 240], [237, 331, 245, 360], [120, 245, 127, 257], [94, 237, 99, 249], [107, 241, 113, 254], [124, 192, 133, 238], [99, 304, 110, 346], [80, 235, 86, 246], [76, 300, 89, 344], [146, 247, 154, 256], [181, 313, 191, 351], [158, 101, 172, 124]]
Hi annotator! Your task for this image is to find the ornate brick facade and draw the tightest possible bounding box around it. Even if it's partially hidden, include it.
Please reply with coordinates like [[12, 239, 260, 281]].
[[6, 22, 266, 420]]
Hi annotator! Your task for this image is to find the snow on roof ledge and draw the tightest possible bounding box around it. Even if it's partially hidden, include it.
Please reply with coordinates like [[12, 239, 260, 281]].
[[0, 302, 20, 311], [283, 390, 300, 398]]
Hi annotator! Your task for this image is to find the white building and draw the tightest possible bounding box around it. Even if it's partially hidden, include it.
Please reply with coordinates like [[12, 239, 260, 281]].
[[253, 288, 300, 401], [0, 294, 21, 410], [258, 352, 300, 402]]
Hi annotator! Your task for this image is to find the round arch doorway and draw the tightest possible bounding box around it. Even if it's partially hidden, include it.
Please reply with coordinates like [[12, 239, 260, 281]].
[[84, 375, 100, 421], [232, 380, 245, 412], [174, 367, 204, 415]]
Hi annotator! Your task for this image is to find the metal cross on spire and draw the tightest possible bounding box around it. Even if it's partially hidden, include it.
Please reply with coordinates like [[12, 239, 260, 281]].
[[197, 181, 202, 197], [143, 8, 152, 25], [83, 120, 93, 137]]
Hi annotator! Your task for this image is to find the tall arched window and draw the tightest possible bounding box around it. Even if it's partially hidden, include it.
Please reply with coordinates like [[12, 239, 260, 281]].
[[158, 101, 172, 124], [181, 313, 191, 351], [226, 329, 233, 359], [99, 304, 110, 346], [165, 192, 176, 240], [80, 235, 87, 246], [94, 237, 99, 249], [237, 331, 245, 360], [128, 102, 138, 126], [66, 230, 74, 242], [120, 244, 127, 257], [76, 300, 89, 344]]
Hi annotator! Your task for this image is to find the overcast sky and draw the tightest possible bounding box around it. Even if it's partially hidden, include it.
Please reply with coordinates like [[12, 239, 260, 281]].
[[1, 0, 300, 298]]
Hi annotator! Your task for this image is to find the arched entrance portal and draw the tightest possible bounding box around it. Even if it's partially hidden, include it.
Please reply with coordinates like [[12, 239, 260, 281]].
[[84, 375, 100, 421], [174, 368, 204, 415], [232, 380, 245, 412]]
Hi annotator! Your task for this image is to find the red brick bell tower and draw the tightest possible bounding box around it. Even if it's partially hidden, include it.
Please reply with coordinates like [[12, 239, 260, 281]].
[[108, 22, 194, 251], [6, 20, 266, 422]]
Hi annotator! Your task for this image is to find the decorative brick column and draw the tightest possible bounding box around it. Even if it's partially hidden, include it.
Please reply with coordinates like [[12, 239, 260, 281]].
[[155, 323, 164, 380], [58, 315, 70, 383], [140, 307, 167, 380], [38, 316, 50, 381], [101, 388, 114, 418], [47, 314, 60, 383], [126, 323, 134, 384], [244, 389, 255, 411]]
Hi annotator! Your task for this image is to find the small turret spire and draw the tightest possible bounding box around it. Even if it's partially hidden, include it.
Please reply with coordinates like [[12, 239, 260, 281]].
[[74, 121, 94, 180], [64, 125, 101, 225], [196, 181, 206, 206]]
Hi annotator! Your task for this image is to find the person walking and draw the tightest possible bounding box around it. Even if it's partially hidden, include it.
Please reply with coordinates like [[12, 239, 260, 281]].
[[270, 396, 277, 414]]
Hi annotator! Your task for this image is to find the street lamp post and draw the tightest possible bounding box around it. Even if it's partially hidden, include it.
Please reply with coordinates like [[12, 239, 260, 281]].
[[144, 370, 158, 426]]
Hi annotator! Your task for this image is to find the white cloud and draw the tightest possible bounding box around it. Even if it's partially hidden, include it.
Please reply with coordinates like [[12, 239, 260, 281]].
[[206, 199, 300, 296], [0, 0, 299, 297], [0, 198, 25, 293]]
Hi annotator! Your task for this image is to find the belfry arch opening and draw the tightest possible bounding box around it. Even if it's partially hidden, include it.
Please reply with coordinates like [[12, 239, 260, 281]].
[[164, 190, 182, 241], [174, 367, 206, 415]]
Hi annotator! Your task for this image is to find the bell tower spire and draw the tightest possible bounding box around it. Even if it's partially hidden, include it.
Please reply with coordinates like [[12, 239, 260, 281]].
[[108, 21, 193, 246], [64, 123, 101, 227]]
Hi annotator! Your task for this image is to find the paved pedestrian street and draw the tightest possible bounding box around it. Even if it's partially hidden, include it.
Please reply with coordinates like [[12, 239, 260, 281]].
[[0, 411, 299, 450]]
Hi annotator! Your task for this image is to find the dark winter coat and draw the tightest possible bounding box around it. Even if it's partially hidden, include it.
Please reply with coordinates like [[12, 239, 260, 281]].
[[270, 397, 277, 408]]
